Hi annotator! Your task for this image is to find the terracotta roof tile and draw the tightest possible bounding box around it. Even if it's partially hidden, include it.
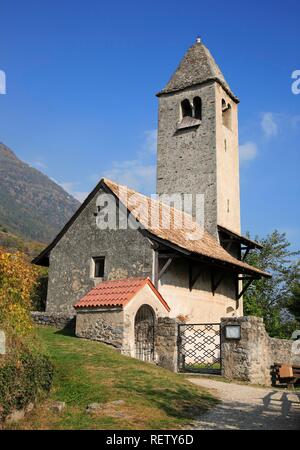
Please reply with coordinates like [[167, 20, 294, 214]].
[[103, 179, 270, 278], [74, 277, 170, 311]]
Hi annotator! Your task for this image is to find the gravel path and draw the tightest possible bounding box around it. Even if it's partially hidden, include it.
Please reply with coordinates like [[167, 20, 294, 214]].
[[188, 377, 300, 430]]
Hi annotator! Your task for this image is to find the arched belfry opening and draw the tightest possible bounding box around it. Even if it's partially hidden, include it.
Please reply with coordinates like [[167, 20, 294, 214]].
[[193, 97, 202, 120], [134, 305, 155, 362], [181, 99, 193, 118]]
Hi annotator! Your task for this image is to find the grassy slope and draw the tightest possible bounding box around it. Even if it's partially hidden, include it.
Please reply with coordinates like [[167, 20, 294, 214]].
[[7, 327, 218, 430]]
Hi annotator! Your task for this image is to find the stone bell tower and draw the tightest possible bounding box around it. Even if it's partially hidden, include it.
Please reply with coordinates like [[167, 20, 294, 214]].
[[156, 37, 241, 237]]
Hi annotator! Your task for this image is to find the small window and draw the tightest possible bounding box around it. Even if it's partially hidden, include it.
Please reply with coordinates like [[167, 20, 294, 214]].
[[181, 99, 192, 118], [193, 97, 202, 120], [93, 257, 105, 278], [222, 99, 232, 129]]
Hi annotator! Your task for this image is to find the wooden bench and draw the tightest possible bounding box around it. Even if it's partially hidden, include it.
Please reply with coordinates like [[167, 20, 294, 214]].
[[272, 363, 300, 389]]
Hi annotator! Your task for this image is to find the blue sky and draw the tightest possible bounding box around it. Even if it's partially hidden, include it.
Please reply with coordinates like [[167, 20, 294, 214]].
[[0, 0, 299, 249]]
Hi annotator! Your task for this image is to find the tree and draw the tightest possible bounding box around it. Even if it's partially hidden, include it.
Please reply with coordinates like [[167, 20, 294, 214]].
[[287, 280, 300, 322], [0, 248, 38, 337], [244, 230, 300, 338]]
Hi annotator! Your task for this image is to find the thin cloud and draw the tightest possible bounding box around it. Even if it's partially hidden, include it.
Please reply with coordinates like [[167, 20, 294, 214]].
[[261, 112, 278, 138], [0, 70, 6, 94], [59, 181, 88, 203], [239, 141, 258, 164], [139, 129, 157, 156], [99, 129, 157, 194], [104, 161, 156, 193], [31, 160, 47, 170]]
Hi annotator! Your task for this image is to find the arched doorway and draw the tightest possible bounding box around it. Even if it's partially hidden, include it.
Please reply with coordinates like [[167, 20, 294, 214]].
[[134, 305, 155, 362]]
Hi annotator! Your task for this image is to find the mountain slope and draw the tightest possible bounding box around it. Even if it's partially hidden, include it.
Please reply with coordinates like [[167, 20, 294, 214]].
[[0, 224, 45, 258], [0, 143, 80, 243]]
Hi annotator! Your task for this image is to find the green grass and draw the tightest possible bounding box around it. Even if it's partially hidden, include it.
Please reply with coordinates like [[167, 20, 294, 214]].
[[5, 326, 218, 430], [182, 363, 221, 374]]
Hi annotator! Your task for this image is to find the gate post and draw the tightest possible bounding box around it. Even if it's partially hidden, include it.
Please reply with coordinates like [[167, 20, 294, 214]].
[[155, 317, 178, 372], [220, 316, 294, 385]]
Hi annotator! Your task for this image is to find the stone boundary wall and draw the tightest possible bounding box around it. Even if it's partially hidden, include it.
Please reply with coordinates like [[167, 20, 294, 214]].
[[75, 309, 124, 349], [31, 311, 75, 330], [221, 316, 298, 386], [155, 317, 178, 372]]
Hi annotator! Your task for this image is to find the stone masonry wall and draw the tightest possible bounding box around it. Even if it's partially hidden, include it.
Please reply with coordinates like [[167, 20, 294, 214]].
[[46, 188, 153, 314], [221, 316, 296, 386], [75, 308, 124, 349], [31, 311, 75, 330], [157, 83, 218, 236], [154, 317, 178, 372]]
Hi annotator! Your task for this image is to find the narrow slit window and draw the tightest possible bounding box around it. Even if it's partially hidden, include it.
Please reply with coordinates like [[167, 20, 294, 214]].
[[222, 99, 232, 129], [93, 257, 105, 278]]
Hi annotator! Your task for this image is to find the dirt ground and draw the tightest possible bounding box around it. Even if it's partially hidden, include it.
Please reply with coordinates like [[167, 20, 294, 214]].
[[188, 377, 300, 430]]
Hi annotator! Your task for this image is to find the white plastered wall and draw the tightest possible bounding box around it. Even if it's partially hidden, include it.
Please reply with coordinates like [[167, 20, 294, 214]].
[[122, 283, 169, 357]]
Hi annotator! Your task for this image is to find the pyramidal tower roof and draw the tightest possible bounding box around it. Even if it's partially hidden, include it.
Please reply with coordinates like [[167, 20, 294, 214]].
[[157, 37, 239, 102]]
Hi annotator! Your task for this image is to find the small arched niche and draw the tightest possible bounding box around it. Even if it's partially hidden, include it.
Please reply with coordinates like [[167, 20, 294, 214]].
[[222, 99, 232, 129], [226, 306, 235, 317]]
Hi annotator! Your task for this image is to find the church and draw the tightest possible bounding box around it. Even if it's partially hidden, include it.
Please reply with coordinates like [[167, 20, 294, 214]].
[[33, 38, 270, 361]]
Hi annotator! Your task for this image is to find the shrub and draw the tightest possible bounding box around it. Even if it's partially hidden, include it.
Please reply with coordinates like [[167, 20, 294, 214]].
[[0, 347, 53, 421], [0, 248, 38, 336], [0, 248, 53, 421]]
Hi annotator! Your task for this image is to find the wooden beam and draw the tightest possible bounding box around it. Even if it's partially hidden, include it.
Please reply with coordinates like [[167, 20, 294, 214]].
[[158, 257, 173, 280], [242, 246, 251, 261], [153, 250, 159, 288], [158, 253, 180, 259], [237, 279, 254, 300], [238, 276, 259, 281]]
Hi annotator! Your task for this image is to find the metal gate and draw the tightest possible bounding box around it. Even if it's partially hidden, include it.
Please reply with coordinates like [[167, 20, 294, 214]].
[[135, 305, 155, 362], [178, 323, 221, 374]]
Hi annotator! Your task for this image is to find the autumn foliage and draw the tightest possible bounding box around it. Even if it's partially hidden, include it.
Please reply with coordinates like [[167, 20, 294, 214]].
[[0, 248, 38, 336], [0, 248, 53, 422]]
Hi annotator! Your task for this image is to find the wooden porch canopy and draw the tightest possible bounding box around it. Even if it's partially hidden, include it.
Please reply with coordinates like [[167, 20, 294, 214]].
[[147, 233, 267, 301], [218, 225, 263, 261]]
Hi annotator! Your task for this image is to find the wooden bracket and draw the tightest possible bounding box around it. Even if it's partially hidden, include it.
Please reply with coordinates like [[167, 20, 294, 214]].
[[211, 272, 224, 296], [237, 278, 254, 300], [189, 263, 202, 291], [242, 246, 251, 261], [153, 250, 159, 288], [158, 257, 174, 281]]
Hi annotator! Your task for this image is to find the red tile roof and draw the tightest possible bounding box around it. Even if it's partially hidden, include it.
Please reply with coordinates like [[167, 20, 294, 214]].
[[74, 277, 170, 311]]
